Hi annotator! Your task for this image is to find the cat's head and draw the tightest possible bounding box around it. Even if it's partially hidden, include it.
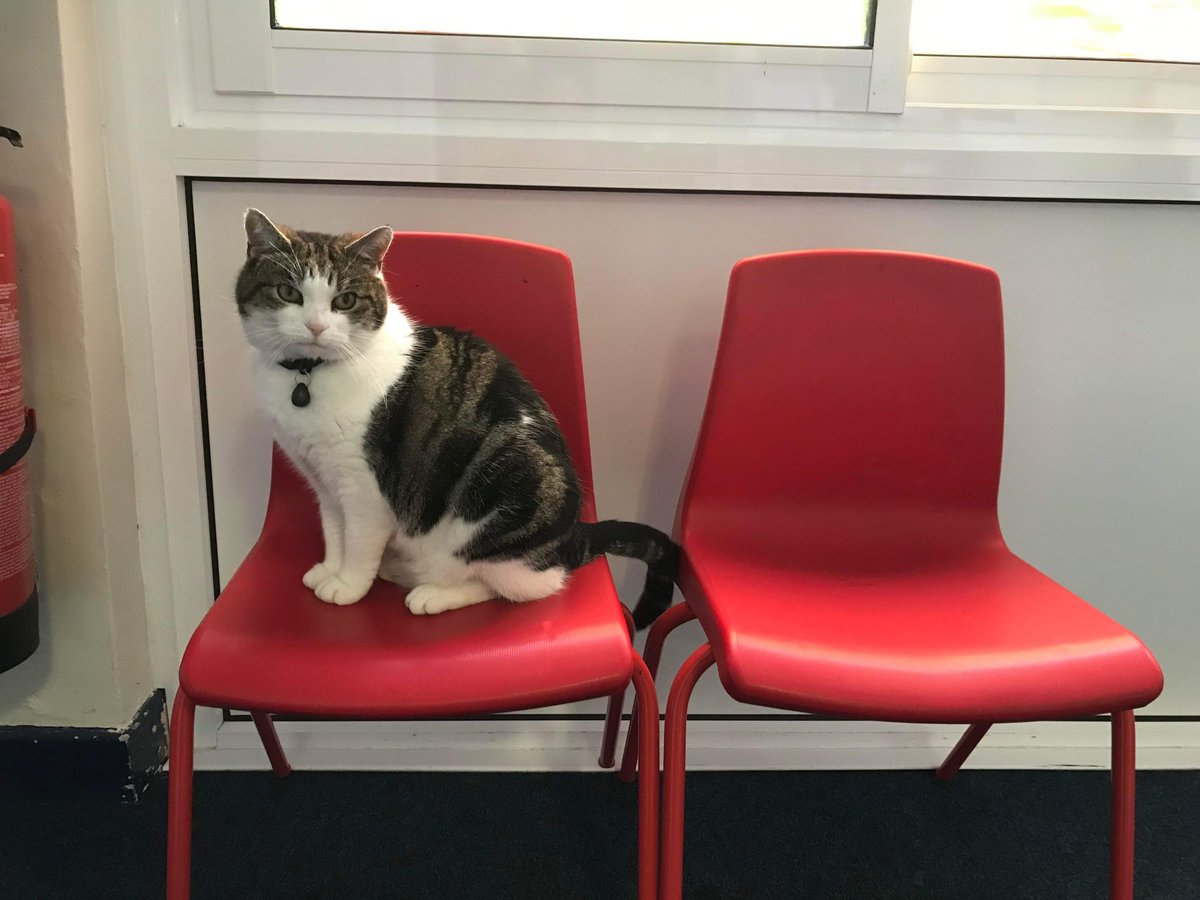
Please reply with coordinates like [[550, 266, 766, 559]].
[[235, 209, 394, 361]]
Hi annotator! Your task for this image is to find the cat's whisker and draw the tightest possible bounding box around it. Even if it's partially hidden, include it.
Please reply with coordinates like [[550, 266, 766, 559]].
[[341, 341, 389, 395], [271, 245, 307, 279], [284, 239, 307, 281], [335, 255, 356, 291], [266, 237, 305, 283], [192, 309, 256, 353], [261, 252, 302, 282]]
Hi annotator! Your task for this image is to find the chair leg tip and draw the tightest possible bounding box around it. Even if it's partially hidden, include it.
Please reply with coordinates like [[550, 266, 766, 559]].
[[597, 754, 615, 770], [934, 767, 957, 782]]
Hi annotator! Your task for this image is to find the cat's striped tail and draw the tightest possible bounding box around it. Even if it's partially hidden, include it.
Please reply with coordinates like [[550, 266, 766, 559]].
[[566, 521, 680, 629]]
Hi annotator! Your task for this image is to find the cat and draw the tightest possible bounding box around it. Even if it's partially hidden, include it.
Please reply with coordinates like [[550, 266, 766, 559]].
[[234, 209, 677, 627]]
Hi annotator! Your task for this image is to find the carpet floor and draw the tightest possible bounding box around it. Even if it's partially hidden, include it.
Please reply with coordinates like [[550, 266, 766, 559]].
[[4, 770, 1198, 898]]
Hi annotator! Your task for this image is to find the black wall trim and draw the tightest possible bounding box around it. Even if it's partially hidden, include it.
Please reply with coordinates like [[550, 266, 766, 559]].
[[184, 174, 1200, 205], [0, 588, 38, 674], [186, 176, 1199, 726], [226, 711, 1199, 724], [185, 181, 222, 603], [0, 689, 167, 802]]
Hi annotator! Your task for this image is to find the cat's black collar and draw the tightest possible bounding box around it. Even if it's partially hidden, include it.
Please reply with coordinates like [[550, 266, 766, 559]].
[[279, 356, 325, 374], [279, 357, 326, 407]]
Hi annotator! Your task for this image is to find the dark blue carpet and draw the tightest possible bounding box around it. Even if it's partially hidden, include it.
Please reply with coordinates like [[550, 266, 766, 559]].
[[4, 770, 1198, 898]]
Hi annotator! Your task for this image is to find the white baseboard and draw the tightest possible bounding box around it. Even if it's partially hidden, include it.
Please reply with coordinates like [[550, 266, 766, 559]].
[[193, 718, 1200, 772]]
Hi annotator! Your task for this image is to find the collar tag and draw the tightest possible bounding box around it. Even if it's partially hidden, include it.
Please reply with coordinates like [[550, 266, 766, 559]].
[[279, 357, 325, 408]]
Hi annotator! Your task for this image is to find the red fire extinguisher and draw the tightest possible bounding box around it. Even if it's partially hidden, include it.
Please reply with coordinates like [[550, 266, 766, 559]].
[[0, 125, 39, 673]]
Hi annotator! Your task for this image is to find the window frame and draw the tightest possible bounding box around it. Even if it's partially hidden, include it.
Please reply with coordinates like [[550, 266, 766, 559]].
[[204, 0, 914, 114]]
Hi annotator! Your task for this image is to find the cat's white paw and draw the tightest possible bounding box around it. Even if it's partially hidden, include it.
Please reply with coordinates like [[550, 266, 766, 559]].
[[303, 562, 333, 590], [405, 582, 491, 616], [314, 572, 372, 606]]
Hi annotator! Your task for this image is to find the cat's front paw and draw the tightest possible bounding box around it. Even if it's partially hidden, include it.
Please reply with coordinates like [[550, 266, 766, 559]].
[[303, 562, 334, 590], [314, 572, 372, 606]]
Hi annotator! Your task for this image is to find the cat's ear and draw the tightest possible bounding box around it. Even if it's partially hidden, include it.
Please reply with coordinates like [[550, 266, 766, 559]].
[[345, 225, 393, 269], [244, 208, 291, 258]]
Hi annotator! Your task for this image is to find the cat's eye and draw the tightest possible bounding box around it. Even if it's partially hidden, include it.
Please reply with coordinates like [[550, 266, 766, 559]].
[[276, 283, 302, 304], [332, 292, 358, 312]]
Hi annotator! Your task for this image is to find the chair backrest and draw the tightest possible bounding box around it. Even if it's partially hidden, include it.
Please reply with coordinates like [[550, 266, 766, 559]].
[[676, 250, 1006, 562], [267, 233, 594, 520]]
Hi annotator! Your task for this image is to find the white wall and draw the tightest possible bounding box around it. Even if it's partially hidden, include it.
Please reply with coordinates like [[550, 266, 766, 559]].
[[192, 180, 1200, 722], [0, 0, 152, 727], [80, 3, 1199, 766]]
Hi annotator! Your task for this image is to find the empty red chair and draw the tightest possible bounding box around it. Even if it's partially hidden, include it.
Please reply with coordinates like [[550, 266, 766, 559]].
[[167, 234, 659, 900], [619, 250, 1162, 899]]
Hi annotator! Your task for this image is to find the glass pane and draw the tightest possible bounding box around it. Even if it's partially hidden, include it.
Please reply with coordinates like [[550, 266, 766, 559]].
[[912, 1, 1200, 63], [274, 0, 873, 48]]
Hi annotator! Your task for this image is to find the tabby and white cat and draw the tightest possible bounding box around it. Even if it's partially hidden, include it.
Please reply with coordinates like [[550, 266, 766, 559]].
[[234, 209, 676, 626]]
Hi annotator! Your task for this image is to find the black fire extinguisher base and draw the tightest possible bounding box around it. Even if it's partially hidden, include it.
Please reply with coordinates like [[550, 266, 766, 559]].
[[0, 588, 39, 674]]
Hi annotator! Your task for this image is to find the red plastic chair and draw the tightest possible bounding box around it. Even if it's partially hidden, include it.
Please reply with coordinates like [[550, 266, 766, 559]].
[[623, 250, 1163, 900], [167, 234, 659, 900]]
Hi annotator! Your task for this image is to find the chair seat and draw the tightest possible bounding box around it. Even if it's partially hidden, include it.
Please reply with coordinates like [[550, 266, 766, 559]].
[[679, 537, 1163, 724], [181, 507, 634, 718]]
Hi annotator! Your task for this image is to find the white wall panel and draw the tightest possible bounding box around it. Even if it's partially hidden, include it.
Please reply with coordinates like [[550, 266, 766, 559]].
[[192, 181, 1200, 719]]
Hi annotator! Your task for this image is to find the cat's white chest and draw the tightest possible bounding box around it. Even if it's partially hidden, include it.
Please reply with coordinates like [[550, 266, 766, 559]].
[[251, 321, 413, 495], [256, 364, 379, 472]]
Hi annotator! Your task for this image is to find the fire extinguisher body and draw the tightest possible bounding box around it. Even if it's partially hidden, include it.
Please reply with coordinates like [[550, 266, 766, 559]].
[[0, 194, 38, 673]]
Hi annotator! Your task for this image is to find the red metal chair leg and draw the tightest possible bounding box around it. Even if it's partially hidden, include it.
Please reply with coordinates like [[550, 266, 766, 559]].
[[251, 712, 293, 778], [935, 722, 992, 782], [599, 689, 627, 770], [167, 690, 197, 900], [1111, 710, 1136, 900], [630, 655, 661, 900], [659, 643, 716, 900], [619, 603, 698, 781], [599, 606, 637, 769]]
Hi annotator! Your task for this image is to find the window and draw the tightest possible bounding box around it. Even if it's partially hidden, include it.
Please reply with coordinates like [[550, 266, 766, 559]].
[[912, 0, 1200, 64], [204, 0, 913, 113], [272, 0, 874, 49]]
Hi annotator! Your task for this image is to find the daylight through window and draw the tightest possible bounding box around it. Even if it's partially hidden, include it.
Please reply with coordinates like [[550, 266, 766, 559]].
[[272, 0, 874, 48], [911, 0, 1200, 63]]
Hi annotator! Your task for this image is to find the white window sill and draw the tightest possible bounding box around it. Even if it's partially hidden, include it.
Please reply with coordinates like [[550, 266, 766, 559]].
[[171, 99, 1200, 201]]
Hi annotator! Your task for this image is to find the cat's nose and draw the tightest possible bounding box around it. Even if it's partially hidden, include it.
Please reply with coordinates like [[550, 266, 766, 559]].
[[306, 322, 329, 338]]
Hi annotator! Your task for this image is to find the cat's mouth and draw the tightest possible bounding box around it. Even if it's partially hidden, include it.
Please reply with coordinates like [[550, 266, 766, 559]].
[[275, 340, 341, 363], [295, 338, 342, 354]]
